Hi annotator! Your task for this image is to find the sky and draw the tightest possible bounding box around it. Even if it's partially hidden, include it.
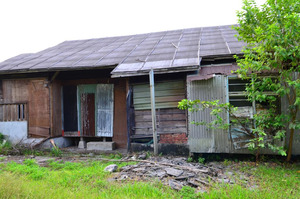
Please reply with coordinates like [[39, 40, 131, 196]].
[[0, 0, 265, 62]]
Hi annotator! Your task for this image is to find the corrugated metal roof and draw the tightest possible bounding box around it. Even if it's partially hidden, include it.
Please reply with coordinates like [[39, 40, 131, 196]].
[[0, 25, 244, 76]]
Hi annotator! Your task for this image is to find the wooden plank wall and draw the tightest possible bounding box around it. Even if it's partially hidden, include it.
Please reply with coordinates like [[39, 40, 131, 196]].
[[134, 108, 186, 136], [2, 79, 50, 138], [132, 80, 187, 137], [51, 81, 62, 137], [133, 80, 185, 110], [113, 79, 128, 148]]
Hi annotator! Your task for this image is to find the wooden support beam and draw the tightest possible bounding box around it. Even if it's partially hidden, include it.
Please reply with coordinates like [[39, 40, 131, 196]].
[[149, 69, 158, 155]]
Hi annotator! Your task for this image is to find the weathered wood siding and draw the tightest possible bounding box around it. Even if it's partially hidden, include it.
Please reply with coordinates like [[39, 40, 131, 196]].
[[132, 80, 186, 137], [113, 79, 128, 148], [133, 80, 185, 110], [134, 108, 186, 136], [2, 79, 50, 138], [0, 102, 27, 122], [51, 80, 62, 137]]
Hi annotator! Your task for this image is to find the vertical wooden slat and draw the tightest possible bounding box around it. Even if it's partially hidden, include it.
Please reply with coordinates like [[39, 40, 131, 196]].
[[0, 103, 28, 121], [3, 105, 6, 121], [10, 104, 13, 121], [0, 105, 3, 121]]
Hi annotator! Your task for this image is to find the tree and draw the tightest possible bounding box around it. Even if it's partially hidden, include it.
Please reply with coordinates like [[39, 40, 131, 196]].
[[235, 0, 300, 162], [179, 0, 300, 162]]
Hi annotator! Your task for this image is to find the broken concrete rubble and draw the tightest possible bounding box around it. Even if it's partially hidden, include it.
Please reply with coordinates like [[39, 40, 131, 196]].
[[109, 156, 251, 191], [104, 164, 118, 172]]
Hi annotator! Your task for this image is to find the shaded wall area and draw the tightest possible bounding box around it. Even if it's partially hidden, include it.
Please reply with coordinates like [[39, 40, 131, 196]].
[[55, 69, 128, 149]]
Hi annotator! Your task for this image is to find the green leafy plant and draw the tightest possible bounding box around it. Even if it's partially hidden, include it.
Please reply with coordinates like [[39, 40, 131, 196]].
[[50, 147, 62, 157], [0, 133, 12, 155], [187, 157, 193, 163], [234, 0, 300, 162], [198, 157, 205, 164]]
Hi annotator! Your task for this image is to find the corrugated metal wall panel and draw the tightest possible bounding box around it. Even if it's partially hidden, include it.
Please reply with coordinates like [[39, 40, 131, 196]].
[[188, 75, 292, 155], [188, 75, 230, 153]]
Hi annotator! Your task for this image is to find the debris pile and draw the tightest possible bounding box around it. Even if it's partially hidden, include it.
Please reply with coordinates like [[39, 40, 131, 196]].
[[108, 156, 245, 191]]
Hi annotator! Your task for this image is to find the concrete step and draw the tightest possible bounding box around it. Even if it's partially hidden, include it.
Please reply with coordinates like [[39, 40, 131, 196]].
[[86, 141, 115, 151]]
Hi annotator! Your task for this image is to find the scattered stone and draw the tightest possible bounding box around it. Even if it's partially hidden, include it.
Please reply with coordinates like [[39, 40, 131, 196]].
[[119, 175, 128, 180], [88, 153, 95, 157], [130, 155, 137, 160], [188, 179, 200, 187], [169, 179, 183, 190], [104, 164, 118, 172], [195, 178, 210, 186], [132, 167, 146, 172], [165, 168, 184, 177], [175, 175, 190, 180], [217, 178, 230, 183], [138, 154, 147, 160]]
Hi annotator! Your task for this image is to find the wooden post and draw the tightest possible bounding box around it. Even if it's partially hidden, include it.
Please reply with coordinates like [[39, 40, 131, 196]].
[[149, 69, 158, 155]]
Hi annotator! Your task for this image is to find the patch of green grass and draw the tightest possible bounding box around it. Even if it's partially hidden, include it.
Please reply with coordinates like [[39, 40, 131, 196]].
[[199, 162, 300, 199], [0, 160, 182, 198], [0, 159, 299, 199], [5, 159, 48, 180], [23, 149, 45, 156]]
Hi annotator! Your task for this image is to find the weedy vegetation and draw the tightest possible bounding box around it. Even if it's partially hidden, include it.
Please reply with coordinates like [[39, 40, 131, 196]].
[[0, 157, 299, 199]]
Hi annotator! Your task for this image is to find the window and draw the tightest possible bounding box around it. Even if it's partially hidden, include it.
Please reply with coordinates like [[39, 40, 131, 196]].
[[228, 76, 280, 149]]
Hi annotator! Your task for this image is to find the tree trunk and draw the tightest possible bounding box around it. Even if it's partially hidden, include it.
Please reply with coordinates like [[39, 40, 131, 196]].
[[286, 128, 294, 162]]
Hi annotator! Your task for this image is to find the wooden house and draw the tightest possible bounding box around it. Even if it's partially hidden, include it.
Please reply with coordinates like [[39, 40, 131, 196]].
[[0, 25, 299, 155]]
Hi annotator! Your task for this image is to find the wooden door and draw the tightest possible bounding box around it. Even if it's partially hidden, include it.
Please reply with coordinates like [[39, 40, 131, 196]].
[[81, 93, 95, 136], [96, 84, 114, 137]]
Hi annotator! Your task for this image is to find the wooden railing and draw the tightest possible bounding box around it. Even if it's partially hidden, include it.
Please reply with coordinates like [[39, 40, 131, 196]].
[[0, 102, 28, 122]]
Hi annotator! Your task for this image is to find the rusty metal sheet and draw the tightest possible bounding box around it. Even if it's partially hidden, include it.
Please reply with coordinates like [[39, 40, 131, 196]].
[[81, 93, 95, 136], [187, 64, 239, 82]]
